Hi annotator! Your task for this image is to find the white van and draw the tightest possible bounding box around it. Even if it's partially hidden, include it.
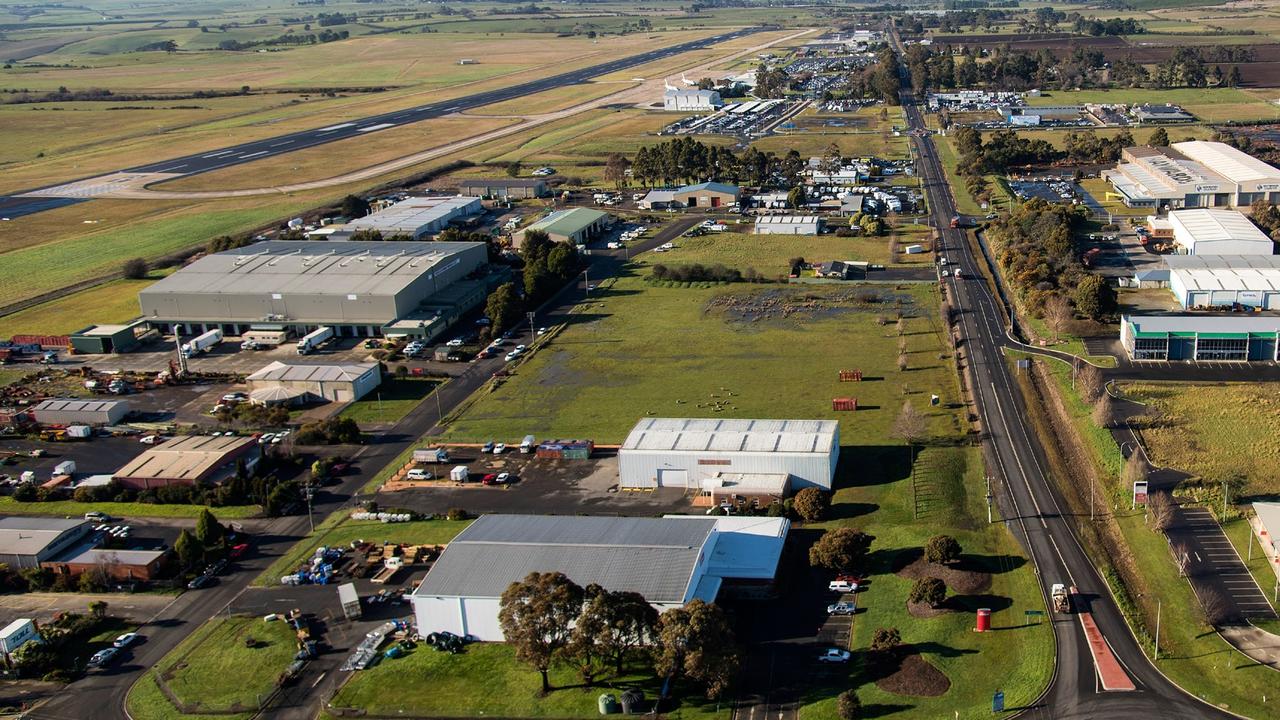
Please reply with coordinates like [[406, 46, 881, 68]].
[[406, 469, 431, 481], [520, 435, 536, 454]]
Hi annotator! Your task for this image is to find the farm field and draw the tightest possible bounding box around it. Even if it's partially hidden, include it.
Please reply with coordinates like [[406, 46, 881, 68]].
[[1120, 382, 1280, 496], [253, 516, 471, 587], [1026, 88, 1278, 123], [0, 268, 170, 338], [442, 235, 962, 445], [799, 447, 1053, 719]]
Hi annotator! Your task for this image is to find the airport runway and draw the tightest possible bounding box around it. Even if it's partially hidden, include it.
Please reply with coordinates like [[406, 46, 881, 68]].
[[0, 27, 762, 220]]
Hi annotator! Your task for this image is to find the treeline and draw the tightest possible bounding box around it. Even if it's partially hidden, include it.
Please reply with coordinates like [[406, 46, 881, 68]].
[[1060, 129, 1134, 165], [483, 228, 581, 337], [217, 29, 349, 50], [1073, 17, 1142, 36], [650, 263, 760, 284], [952, 126, 1060, 175], [986, 198, 1113, 321], [907, 44, 1244, 92], [630, 136, 805, 188]]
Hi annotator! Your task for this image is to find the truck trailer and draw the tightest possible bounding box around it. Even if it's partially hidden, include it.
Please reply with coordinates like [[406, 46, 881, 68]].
[[181, 329, 222, 358], [296, 326, 335, 355]]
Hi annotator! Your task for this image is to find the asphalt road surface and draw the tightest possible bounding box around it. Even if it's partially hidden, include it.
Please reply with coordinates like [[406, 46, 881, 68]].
[[889, 28, 1232, 719], [0, 28, 762, 220]]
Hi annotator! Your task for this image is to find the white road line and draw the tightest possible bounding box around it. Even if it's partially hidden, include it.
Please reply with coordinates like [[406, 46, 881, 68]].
[[201, 150, 235, 158], [240, 151, 269, 159], [270, 140, 295, 147], [357, 123, 395, 132], [316, 122, 355, 132]]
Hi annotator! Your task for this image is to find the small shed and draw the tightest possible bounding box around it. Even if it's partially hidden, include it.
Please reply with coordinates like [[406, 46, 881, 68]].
[[31, 399, 130, 426]]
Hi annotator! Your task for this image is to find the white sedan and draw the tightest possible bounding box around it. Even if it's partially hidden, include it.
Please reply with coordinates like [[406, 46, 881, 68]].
[[817, 648, 851, 663], [113, 632, 140, 648]]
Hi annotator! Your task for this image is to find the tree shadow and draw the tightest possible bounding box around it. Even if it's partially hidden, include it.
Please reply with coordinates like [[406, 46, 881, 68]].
[[909, 641, 979, 660], [944, 593, 1013, 614], [955, 553, 1027, 574], [827, 502, 878, 521]]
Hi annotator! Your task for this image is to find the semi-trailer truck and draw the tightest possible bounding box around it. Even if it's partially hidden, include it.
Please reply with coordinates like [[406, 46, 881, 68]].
[[296, 326, 335, 355], [181, 329, 223, 358]]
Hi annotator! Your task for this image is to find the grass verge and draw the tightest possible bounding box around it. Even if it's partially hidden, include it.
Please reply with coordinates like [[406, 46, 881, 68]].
[[340, 377, 440, 425], [0, 497, 259, 520]]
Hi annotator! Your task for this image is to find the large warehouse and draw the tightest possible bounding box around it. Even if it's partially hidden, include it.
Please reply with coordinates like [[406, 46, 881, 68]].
[[1103, 141, 1280, 209], [1168, 209, 1274, 255], [112, 435, 261, 490], [411, 514, 788, 641], [138, 240, 488, 338], [339, 196, 482, 239], [619, 417, 840, 491], [30, 399, 130, 426], [1121, 314, 1280, 362], [458, 178, 547, 199], [1166, 255, 1280, 309]]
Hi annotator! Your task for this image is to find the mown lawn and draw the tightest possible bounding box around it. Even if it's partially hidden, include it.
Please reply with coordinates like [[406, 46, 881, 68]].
[[253, 516, 471, 587], [340, 377, 440, 425], [798, 446, 1054, 718], [147, 615, 298, 713], [441, 244, 963, 445], [328, 642, 728, 719], [1120, 382, 1280, 496], [0, 497, 259, 520]]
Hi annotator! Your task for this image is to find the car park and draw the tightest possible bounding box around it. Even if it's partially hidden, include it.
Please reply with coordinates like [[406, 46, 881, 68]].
[[113, 632, 139, 648], [515, 345, 526, 353], [817, 648, 851, 663], [89, 647, 119, 666]]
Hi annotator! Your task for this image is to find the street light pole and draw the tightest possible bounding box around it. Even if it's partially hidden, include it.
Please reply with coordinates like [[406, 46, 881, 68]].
[[1154, 599, 1161, 661]]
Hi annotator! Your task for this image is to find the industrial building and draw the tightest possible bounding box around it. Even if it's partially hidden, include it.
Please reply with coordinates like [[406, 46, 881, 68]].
[[1254, 502, 1280, 560], [997, 104, 1082, 126], [1165, 255, 1280, 309], [755, 216, 824, 235], [1103, 141, 1280, 209], [457, 178, 547, 199], [1121, 314, 1280, 362], [619, 417, 840, 491], [30, 399, 130, 426], [663, 88, 723, 112], [246, 361, 381, 404], [339, 196, 482, 239], [1168, 209, 1274, 255], [639, 182, 740, 210], [1132, 104, 1194, 124], [68, 320, 152, 355], [112, 435, 261, 490], [411, 514, 788, 641], [514, 208, 609, 248], [138, 240, 489, 339], [43, 547, 169, 582], [0, 517, 93, 569]]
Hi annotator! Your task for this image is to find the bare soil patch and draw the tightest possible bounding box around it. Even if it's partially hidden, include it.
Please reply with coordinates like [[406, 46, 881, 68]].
[[705, 286, 918, 324], [895, 554, 992, 595], [875, 653, 951, 697]]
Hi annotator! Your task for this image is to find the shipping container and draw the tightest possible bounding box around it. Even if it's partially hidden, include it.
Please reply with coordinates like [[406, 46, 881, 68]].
[[535, 439, 594, 460]]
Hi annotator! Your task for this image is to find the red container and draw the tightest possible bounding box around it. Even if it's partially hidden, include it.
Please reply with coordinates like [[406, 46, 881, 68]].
[[975, 608, 991, 632]]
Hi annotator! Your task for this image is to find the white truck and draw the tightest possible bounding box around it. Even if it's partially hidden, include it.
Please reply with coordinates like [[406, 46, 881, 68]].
[[296, 326, 335, 355], [52, 460, 75, 479], [1050, 583, 1073, 614], [181, 329, 222, 358]]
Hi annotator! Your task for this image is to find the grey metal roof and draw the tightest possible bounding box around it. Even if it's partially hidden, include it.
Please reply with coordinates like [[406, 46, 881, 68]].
[[413, 515, 715, 602], [140, 240, 483, 300], [0, 517, 87, 557], [32, 399, 126, 414], [246, 361, 377, 383], [1125, 314, 1280, 333]]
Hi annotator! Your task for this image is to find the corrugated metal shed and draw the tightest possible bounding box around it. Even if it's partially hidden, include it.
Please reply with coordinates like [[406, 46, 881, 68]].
[[623, 418, 838, 453]]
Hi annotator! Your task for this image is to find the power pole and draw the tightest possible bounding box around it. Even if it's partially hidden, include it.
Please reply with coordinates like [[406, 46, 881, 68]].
[[986, 475, 994, 524], [1154, 599, 1161, 661]]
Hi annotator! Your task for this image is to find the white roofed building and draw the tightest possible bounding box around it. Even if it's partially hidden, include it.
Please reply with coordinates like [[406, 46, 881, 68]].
[[755, 216, 824, 235], [1169, 209, 1274, 255], [1103, 142, 1280, 209], [246, 360, 381, 403], [340, 196, 482, 239], [619, 417, 839, 490], [1166, 255, 1280, 309], [664, 88, 723, 112]]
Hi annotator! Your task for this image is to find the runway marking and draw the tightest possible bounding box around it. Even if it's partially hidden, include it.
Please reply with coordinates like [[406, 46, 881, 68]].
[[316, 122, 355, 132], [358, 123, 395, 132], [201, 150, 235, 158], [270, 140, 295, 147], [240, 151, 269, 159], [154, 163, 187, 172]]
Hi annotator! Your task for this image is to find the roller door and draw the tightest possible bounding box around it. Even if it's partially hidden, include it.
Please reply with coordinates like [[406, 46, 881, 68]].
[[1187, 292, 1209, 308], [1265, 293, 1280, 310], [656, 469, 689, 488]]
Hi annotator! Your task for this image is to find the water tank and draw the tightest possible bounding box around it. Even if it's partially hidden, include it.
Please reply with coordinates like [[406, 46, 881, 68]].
[[976, 607, 991, 632], [597, 694, 619, 715]]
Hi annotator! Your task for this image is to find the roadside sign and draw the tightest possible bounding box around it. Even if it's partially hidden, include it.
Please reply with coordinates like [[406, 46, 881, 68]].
[[1024, 610, 1044, 616], [1133, 480, 1149, 507], [993, 690, 1005, 712]]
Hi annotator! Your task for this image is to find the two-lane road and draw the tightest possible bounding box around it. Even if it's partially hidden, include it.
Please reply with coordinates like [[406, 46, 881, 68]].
[[892, 31, 1232, 718]]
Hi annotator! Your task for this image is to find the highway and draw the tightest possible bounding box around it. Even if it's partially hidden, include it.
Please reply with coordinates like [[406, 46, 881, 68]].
[[0, 27, 762, 219], [891, 33, 1233, 718]]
